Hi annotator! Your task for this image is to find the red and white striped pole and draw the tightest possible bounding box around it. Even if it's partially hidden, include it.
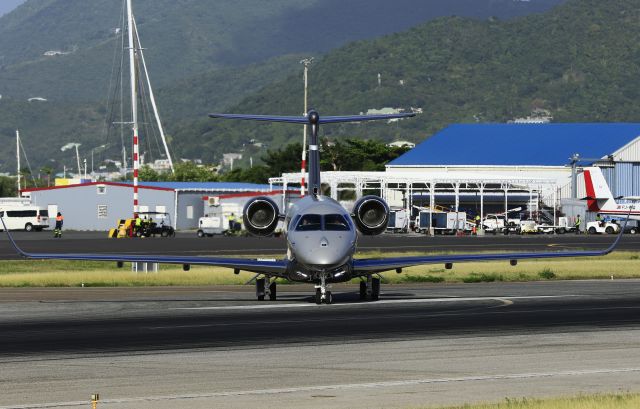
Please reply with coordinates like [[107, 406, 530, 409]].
[[127, 0, 139, 218]]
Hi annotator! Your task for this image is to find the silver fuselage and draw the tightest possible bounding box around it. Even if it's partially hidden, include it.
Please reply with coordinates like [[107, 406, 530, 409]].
[[284, 195, 357, 283]]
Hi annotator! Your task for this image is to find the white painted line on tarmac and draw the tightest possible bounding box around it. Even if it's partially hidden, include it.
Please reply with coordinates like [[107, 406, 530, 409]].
[[4, 367, 639, 408], [171, 295, 580, 311]]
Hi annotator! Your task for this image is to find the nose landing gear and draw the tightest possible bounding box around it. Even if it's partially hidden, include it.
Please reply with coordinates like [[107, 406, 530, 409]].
[[314, 273, 332, 304]]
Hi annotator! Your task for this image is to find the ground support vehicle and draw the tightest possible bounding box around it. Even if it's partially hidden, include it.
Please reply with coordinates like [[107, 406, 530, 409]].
[[0, 206, 49, 231], [197, 203, 245, 237], [137, 212, 175, 237], [386, 209, 408, 233], [108, 212, 175, 238], [415, 211, 468, 235], [586, 221, 621, 234]]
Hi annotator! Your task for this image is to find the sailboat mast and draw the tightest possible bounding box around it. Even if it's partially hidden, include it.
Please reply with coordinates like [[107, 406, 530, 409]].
[[16, 130, 21, 196], [126, 0, 139, 218]]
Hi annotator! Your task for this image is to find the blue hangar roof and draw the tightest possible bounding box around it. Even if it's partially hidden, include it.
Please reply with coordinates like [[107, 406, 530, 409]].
[[388, 123, 640, 167]]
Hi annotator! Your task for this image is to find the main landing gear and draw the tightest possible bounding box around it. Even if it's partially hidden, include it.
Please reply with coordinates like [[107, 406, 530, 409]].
[[256, 276, 277, 301], [315, 273, 333, 305], [359, 276, 380, 301]]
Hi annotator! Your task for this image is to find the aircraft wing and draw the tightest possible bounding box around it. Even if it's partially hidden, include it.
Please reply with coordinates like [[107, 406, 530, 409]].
[[209, 112, 416, 124], [353, 225, 624, 274], [2, 221, 287, 276]]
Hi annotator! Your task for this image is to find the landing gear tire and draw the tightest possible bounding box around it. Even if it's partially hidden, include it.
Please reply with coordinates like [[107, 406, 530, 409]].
[[326, 291, 333, 305], [359, 281, 367, 300], [371, 277, 380, 301], [269, 282, 277, 301], [256, 278, 266, 301], [315, 289, 322, 305]]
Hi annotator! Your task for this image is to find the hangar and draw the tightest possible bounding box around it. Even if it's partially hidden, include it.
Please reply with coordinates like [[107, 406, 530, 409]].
[[22, 181, 285, 231], [272, 123, 640, 223]]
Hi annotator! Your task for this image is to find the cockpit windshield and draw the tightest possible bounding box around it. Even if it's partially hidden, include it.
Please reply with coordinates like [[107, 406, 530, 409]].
[[296, 214, 322, 231], [324, 214, 350, 231], [295, 214, 351, 231]]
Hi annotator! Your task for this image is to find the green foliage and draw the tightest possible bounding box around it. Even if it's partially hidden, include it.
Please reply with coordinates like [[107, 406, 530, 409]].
[[462, 273, 504, 283], [138, 162, 218, 182], [0, 176, 17, 197], [538, 268, 556, 279], [403, 275, 445, 283], [219, 165, 271, 184], [320, 139, 410, 171]]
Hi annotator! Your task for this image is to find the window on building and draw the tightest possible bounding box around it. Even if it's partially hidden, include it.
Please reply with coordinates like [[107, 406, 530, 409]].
[[97, 185, 107, 195], [97, 205, 108, 219]]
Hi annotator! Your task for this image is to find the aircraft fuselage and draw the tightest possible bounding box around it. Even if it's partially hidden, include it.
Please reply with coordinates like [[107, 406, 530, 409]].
[[283, 195, 357, 283]]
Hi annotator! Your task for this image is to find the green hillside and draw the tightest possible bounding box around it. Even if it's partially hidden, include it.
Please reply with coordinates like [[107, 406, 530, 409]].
[[0, 0, 565, 172], [172, 0, 640, 163]]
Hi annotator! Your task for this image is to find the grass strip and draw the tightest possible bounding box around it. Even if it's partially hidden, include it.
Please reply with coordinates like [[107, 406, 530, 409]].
[[423, 392, 640, 409], [0, 251, 638, 287]]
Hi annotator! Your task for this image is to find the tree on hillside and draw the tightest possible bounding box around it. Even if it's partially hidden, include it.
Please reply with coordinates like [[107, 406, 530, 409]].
[[0, 176, 17, 197]]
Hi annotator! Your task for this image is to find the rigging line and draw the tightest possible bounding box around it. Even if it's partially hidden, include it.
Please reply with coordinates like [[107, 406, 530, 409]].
[[100, 0, 127, 146], [137, 65, 163, 163], [17, 136, 37, 186], [136, 62, 154, 164]]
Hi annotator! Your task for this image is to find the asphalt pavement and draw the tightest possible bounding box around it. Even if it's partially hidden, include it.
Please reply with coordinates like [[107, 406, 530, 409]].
[[0, 281, 639, 408]]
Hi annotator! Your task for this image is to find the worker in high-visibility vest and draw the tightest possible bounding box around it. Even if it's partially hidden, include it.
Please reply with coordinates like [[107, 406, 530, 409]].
[[54, 212, 64, 238], [574, 214, 582, 234], [228, 213, 237, 231], [135, 216, 142, 236]]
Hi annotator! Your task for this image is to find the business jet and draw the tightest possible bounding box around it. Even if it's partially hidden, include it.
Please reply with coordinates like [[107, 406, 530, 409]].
[[1, 111, 628, 304], [583, 166, 640, 219]]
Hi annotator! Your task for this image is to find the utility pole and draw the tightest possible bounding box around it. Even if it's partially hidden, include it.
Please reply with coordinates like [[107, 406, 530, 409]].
[[300, 57, 313, 197]]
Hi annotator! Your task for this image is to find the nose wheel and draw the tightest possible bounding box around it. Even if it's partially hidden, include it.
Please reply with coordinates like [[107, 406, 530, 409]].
[[314, 273, 333, 304]]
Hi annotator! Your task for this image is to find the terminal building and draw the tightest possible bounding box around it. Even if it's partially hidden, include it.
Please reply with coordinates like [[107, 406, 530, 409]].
[[22, 181, 291, 231]]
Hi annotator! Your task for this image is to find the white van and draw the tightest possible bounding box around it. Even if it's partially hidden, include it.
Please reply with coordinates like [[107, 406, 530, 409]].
[[0, 206, 50, 231]]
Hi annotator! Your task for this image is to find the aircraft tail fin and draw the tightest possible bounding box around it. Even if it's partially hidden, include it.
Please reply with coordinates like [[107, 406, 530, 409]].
[[583, 167, 616, 212]]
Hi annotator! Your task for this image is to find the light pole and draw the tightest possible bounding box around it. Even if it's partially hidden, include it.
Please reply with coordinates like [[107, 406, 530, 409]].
[[300, 57, 313, 197], [61, 143, 82, 177], [91, 144, 108, 175]]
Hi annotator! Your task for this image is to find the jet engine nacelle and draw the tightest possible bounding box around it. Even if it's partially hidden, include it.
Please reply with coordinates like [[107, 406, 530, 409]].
[[352, 195, 389, 235], [242, 197, 280, 236]]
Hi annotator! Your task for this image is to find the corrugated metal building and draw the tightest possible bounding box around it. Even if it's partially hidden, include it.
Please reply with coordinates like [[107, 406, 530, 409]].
[[387, 123, 640, 200], [21, 181, 281, 231]]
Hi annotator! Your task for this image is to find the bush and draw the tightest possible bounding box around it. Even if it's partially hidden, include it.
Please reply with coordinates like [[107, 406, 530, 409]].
[[462, 273, 503, 283], [538, 268, 556, 279]]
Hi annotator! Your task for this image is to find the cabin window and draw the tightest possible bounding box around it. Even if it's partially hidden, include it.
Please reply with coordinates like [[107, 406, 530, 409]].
[[296, 214, 322, 231], [324, 214, 350, 231], [7, 210, 37, 218]]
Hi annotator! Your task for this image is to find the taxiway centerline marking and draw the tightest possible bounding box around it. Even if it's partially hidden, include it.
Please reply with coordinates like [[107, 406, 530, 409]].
[[4, 367, 639, 408]]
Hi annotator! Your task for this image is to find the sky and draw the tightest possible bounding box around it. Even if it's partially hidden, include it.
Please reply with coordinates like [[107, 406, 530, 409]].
[[0, 0, 26, 17]]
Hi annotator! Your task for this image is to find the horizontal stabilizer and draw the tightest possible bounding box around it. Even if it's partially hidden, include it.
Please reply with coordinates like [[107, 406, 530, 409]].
[[209, 112, 416, 124]]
